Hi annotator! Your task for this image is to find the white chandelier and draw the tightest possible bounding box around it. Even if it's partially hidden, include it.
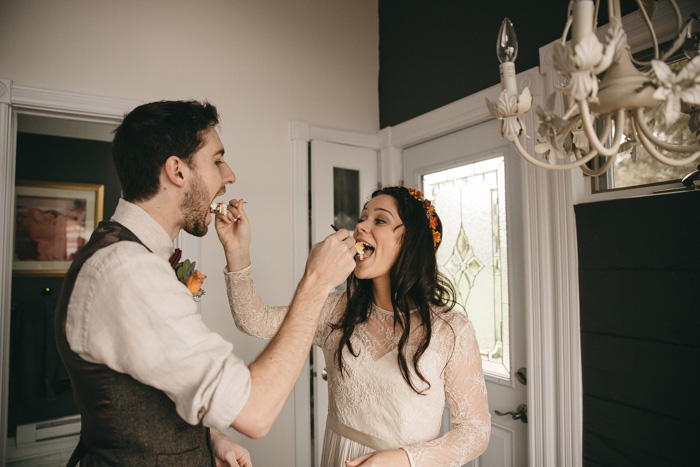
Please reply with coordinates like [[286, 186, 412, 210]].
[[486, 0, 700, 176]]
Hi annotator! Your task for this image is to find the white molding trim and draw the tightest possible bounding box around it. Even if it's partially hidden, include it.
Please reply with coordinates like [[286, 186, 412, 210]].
[[387, 84, 500, 149], [0, 80, 153, 465], [377, 127, 402, 186], [0, 80, 16, 465], [309, 125, 379, 149], [290, 120, 311, 467], [9, 83, 141, 122]]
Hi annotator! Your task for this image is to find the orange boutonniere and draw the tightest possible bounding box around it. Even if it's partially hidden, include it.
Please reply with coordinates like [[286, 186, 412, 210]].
[[174, 258, 206, 301]]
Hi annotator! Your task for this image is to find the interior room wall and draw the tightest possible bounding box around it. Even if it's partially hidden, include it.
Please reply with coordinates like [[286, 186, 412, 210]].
[[0, 0, 379, 464]]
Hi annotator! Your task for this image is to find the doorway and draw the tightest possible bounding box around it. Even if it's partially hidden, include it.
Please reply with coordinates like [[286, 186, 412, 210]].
[[0, 83, 142, 465], [404, 118, 528, 466]]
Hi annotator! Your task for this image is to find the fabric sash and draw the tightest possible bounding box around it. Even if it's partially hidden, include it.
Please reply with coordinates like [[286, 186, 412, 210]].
[[326, 416, 395, 451]]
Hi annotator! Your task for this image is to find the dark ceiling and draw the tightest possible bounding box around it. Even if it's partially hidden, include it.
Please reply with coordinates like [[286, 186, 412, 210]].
[[378, 0, 640, 128]]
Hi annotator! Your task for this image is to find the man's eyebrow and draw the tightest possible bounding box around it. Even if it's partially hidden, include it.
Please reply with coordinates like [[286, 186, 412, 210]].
[[212, 149, 225, 157]]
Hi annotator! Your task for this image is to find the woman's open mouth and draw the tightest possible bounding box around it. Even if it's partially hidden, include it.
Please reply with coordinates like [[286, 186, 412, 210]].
[[355, 241, 374, 261]]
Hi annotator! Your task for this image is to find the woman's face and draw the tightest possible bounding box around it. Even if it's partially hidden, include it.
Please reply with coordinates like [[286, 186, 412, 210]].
[[353, 194, 404, 282]]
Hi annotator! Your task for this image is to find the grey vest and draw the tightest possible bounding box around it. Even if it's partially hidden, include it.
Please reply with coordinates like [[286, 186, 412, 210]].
[[55, 221, 214, 466]]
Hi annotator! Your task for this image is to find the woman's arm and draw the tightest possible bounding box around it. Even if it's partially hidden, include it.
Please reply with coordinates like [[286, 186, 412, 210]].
[[402, 317, 491, 466], [225, 266, 289, 339], [220, 199, 344, 341]]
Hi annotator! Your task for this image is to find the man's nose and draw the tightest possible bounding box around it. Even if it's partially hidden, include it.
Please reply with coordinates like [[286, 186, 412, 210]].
[[223, 163, 236, 185]]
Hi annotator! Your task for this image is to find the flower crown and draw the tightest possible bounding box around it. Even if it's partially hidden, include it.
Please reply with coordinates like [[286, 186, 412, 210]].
[[398, 186, 442, 248]]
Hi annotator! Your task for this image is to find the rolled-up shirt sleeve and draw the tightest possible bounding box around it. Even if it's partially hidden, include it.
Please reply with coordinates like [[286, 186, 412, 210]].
[[66, 241, 250, 431]]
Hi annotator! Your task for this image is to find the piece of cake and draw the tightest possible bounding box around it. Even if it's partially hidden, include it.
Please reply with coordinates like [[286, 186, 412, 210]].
[[209, 202, 228, 216], [354, 242, 365, 260]]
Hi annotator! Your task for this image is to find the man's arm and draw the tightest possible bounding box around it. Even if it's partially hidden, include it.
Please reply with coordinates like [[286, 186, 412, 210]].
[[216, 203, 355, 438]]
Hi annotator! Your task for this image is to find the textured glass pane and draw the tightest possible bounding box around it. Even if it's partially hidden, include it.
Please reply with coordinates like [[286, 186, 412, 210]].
[[423, 156, 510, 378], [333, 167, 360, 230]]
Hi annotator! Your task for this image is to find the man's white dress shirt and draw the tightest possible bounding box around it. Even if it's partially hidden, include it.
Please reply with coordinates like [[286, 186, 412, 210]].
[[66, 199, 250, 430]]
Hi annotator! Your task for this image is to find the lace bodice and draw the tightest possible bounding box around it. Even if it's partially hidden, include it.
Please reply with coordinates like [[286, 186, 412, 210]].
[[226, 266, 490, 466]]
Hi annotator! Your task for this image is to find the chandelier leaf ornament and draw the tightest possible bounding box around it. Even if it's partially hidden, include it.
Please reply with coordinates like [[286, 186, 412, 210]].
[[486, 0, 700, 177]]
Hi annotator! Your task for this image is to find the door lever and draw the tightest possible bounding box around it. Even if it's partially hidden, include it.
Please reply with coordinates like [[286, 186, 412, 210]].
[[494, 403, 528, 424]]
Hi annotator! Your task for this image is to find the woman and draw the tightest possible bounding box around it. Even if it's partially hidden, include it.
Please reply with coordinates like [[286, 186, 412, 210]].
[[219, 186, 490, 466]]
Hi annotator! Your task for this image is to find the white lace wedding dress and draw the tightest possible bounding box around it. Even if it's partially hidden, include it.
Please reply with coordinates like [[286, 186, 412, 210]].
[[226, 266, 491, 467]]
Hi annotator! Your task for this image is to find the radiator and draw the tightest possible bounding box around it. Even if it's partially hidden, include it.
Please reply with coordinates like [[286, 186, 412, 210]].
[[16, 415, 81, 446]]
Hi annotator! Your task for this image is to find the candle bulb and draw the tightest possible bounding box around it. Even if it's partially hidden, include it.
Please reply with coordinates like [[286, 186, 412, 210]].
[[571, 0, 595, 46], [497, 17, 519, 96]]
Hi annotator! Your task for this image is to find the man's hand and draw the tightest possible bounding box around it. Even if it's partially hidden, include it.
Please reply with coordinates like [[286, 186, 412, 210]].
[[345, 449, 410, 466], [211, 428, 252, 467], [303, 228, 357, 293]]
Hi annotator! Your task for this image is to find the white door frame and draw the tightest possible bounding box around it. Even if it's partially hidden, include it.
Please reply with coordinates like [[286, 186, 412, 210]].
[[381, 69, 582, 466], [0, 80, 138, 463], [0, 81, 204, 464]]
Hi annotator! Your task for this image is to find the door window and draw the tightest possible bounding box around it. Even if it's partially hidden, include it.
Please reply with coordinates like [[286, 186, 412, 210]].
[[422, 156, 510, 379]]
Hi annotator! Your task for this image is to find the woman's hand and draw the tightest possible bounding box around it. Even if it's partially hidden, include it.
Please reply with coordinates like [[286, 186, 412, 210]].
[[211, 428, 252, 467], [345, 449, 410, 466], [215, 199, 252, 271]]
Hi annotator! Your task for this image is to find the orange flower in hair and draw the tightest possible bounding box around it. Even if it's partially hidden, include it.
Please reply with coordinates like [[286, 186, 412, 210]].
[[398, 185, 442, 248]]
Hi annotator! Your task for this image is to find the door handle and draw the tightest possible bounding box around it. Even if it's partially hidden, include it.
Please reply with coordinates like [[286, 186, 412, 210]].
[[494, 404, 527, 424], [321, 368, 328, 381]]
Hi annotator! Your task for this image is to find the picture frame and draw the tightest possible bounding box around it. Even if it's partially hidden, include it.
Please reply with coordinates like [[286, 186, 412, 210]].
[[13, 180, 104, 276]]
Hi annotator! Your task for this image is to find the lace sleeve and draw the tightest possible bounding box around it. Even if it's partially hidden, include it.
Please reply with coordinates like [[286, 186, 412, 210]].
[[403, 316, 491, 466], [225, 265, 288, 339], [225, 265, 345, 342]]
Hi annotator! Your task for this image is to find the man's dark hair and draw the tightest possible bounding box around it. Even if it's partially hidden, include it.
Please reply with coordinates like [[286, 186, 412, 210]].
[[112, 100, 219, 202]]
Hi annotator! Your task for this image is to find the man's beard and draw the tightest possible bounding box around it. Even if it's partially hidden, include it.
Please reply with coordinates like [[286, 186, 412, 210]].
[[181, 172, 210, 237]]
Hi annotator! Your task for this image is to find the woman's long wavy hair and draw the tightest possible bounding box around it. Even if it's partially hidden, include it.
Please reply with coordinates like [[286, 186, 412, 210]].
[[331, 186, 458, 394]]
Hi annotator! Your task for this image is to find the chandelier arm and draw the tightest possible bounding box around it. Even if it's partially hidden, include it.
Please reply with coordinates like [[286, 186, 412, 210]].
[[630, 55, 650, 67], [636, 122, 700, 166], [574, 146, 616, 176], [512, 136, 599, 170], [579, 101, 626, 156], [563, 103, 579, 121], [593, 0, 601, 32], [634, 109, 700, 153], [634, 0, 660, 61], [561, 2, 574, 44], [597, 115, 613, 145], [668, 0, 684, 36]]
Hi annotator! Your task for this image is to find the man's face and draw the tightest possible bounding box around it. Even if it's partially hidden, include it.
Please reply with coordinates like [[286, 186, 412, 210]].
[[181, 128, 235, 237]]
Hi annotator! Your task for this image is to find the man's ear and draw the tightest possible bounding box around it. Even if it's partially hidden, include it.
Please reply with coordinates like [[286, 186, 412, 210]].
[[163, 156, 187, 187]]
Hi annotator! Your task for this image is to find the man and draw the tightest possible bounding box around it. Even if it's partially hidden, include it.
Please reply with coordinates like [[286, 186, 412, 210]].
[[55, 100, 356, 466]]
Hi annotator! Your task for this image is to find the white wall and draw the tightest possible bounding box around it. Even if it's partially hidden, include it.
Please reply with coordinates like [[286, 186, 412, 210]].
[[0, 0, 379, 464]]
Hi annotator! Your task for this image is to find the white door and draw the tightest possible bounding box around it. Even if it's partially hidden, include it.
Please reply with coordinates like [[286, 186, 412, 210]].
[[310, 139, 378, 467], [404, 118, 528, 466]]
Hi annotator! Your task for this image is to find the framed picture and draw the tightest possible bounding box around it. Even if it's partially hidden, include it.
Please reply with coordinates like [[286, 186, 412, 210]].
[[13, 180, 104, 276]]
